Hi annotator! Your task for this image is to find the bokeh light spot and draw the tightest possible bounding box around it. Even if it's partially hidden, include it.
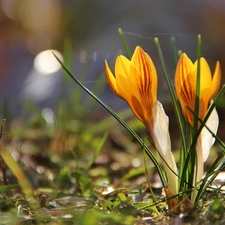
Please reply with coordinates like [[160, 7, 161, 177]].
[[42, 108, 55, 124], [34, 49, 63, 74]]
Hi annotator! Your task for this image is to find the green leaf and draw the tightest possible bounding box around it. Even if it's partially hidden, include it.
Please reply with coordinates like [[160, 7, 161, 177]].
[[112, 200, 121, 212], [0, 150, 34, 197], [117, 193, 127, 203], [207, 199, 224, 220], [0, 184, 19, 193], [134, 198, 158, 214]]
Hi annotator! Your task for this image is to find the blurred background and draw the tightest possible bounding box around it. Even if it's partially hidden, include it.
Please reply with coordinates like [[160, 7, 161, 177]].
[[0, 0, 225, 121], [1, 1, 225, 220]]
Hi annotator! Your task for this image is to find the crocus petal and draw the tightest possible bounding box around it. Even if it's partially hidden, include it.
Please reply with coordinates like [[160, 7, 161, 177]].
[[195, 103, 219, 200], [131, 47, 158, 96], [113, 55, 149, 124], [149, 101, 178, 195], [104, 60, 121, 98], [175, 53, 221, 127], [130, 46, 157, 126], [175, 54, 196, 125], [210, 61, 221, 99], [193, 58, 212, 91], [115, 56, 136, 100], [197, 105, 219, 162], [149, 101, 171, 156], [114, 47, 157, 127]]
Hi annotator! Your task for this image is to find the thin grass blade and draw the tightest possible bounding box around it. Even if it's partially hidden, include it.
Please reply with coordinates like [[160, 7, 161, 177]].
[[0, 149, 34, 197], [118, 28, 132, 59], [154, 38, 187, 190]]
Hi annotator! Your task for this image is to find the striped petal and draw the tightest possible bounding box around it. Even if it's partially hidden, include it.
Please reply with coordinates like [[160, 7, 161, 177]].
[[105, 46, 158, 128], [104, 60, 121, 98]]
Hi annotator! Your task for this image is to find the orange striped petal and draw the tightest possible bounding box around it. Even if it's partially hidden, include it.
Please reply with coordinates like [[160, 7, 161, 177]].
[[115, 55, 135, 101], [104, 60, 121, 98], [195, 58, 212, 120], [129, 47, 157, 126], [131, 46, 157, 89], [194, 58, 212, 91], [210, 61, 221, 99], [175, 53, 221, 126], [105, 46, 158, 128], [175, 53, 196, 125], [114, 55, 146, 124]]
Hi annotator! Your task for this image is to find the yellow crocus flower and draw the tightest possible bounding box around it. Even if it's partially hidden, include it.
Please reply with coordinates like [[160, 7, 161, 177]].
[[105, 46, 178, 201], [175, 53, 221, 202], [104, 46, 157, 130], [175, 53, 221, 126]]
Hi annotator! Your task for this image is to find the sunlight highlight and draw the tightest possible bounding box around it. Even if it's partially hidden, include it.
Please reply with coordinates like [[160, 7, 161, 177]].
[[34, 49, 63, 74], [42, 108, 55, 125]]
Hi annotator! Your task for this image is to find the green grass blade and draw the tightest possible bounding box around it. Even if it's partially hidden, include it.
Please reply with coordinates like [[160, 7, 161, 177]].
[[143, 149, 157, 204], [154, 38, 187, 151], [194, 157, 225, 208], [118, 28, 132, 59], [53, 53, 167, 187], [170, 36, 178, 71], [0, 184, 19, 194], [193, 35, 202, 134], [0, 149, 34, 197], [154, 37, 187, 190], [86, 132, 108, 170], [70, 148, 80, 173], [193, 86, 225, 204], [181, 85, 225, 183], [181, 85, 225, 205], [188, 35, 202, 197]]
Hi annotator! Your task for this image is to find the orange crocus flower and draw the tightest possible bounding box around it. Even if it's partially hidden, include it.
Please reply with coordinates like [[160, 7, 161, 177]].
[[175, 53, 221, 202], [175, 53, 221, 126], [105, 46, 178, 199], [104, 46, 157, 130]]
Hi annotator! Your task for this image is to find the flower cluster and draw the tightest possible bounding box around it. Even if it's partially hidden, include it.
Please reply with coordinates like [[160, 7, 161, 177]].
[[105, 46, 221, 209]]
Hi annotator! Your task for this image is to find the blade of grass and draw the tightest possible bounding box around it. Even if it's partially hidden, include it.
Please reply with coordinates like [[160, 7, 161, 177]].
[[170, 36, 178, 71], [0, 184, 19, 193], [180, 85, 225, 191], [182, 85, 225, 205], [194, 158, 225, 209], [192, 96, 225, 204], [118, 28, 132, 59], [143, 149, 158, 204], [170, 37, 185, 184], [193, 35, 202, 134], [154, 38, 187, 190], [70, 148, 80, 173], [189, 35, 202, 200], [86, 132, 108, 170], [0, 149, 34, 197]]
